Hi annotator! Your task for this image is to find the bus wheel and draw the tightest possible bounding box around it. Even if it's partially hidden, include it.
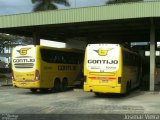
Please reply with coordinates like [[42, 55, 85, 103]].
[[40, 88, 49, 93], [54, 79, 61, 92], [94, 92, 102, 97], [126, 82, 130, 94], [62, 78, 68, 91], [30, 89, 37, 93]]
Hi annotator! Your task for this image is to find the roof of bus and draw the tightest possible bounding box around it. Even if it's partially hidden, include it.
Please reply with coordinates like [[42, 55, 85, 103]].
[[37, 45, 84, 53]]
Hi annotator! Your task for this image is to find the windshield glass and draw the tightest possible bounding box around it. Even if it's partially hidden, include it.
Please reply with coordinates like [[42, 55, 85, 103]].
[[86, 44, 120, 72]]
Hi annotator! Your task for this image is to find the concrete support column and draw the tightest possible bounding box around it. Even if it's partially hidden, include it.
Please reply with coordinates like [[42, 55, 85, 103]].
[[33, 33, 40, 45], [150, 19, 155, 91]]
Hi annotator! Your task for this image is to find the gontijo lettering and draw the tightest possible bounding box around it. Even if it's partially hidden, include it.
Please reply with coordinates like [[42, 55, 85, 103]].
[[13, 59, 35, 63], [88, 60, 118, 64]]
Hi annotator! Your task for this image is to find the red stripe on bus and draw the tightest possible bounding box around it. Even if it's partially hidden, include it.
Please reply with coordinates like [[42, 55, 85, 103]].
[[88, 77, 96, 79], [108, 77, 116, 80], [88, 77, 116, 80]]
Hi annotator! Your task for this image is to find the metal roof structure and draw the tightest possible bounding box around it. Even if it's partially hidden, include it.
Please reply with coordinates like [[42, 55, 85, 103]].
[[0, 1, 159, 91], [0, 1, 160, 43]]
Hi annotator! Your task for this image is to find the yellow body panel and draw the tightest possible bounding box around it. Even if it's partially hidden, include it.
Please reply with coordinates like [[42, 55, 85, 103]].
[[84, 84, 122, 93], [12, 81, 40, 88], [39, 61, 81, 88]]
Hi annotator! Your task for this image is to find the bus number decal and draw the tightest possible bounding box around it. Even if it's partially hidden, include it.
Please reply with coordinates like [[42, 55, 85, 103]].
[[58, 65, 76, 71]]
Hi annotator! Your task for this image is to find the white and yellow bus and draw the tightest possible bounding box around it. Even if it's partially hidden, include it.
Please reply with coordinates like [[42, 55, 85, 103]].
[[12, 45, 84, 92], [83, 44, 142, 95]]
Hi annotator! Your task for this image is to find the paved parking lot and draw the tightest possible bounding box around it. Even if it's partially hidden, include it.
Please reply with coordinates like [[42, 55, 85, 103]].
[[0, 86, 160, 120]]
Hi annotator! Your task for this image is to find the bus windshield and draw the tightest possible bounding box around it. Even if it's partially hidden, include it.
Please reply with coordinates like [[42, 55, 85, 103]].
[[86, 44, 120, 72]]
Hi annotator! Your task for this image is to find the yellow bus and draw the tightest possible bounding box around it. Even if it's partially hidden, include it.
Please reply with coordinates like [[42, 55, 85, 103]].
[[12, 45, 84, 92], [83, 44, 142, 95]]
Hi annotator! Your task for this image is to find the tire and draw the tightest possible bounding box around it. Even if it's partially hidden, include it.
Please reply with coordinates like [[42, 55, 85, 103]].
[[30, 89, 37, 93], [126, 82, 130, 94], [40, 88, 49, 93], [54, 79, 61, 92], [94, 92, 102, 97], [62, 78, 68, 91]]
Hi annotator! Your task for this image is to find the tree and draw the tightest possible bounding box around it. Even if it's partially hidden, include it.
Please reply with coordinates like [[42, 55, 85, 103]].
[[106, 0, 143, 4], [32, 0, 70, 11], [0, 33, 33, 53]]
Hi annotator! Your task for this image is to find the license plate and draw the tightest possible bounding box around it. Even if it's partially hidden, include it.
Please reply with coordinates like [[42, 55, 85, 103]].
[[101, 80, 108, 83], [21, 83, 26, 86]]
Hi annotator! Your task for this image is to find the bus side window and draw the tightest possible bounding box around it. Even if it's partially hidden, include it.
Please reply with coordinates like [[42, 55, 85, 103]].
[[64, 54, 69, 64], [123, 51, 127, 66], [62, 55, 66, 64], [68, 53, 72, 64], [71, 53, 76, 64], [56, 55, 61, 63], [47, 50, 52, 63], [53, 55, 57, 63], [41, 49, 47, 62]]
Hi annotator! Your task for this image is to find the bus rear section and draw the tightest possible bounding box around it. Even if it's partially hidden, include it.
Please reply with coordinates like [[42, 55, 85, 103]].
[[12, 45, 40, 89], [83, 44, 123, 94]]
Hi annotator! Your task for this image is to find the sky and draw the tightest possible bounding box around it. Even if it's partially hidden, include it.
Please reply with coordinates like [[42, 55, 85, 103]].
[[0, 0, 107, 16]]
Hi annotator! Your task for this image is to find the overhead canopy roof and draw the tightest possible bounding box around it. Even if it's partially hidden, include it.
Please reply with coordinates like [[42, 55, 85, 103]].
[[0, 1, 160, 43]]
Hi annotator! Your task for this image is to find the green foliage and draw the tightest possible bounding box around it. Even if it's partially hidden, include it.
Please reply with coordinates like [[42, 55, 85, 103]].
[[0, 33, 33, 52], [31, 0, 70, 11]]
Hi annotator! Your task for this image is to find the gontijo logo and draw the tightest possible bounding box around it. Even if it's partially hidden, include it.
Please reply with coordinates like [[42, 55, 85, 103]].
[[94, 48, 113, 56], [17, 48, 31, 55]]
